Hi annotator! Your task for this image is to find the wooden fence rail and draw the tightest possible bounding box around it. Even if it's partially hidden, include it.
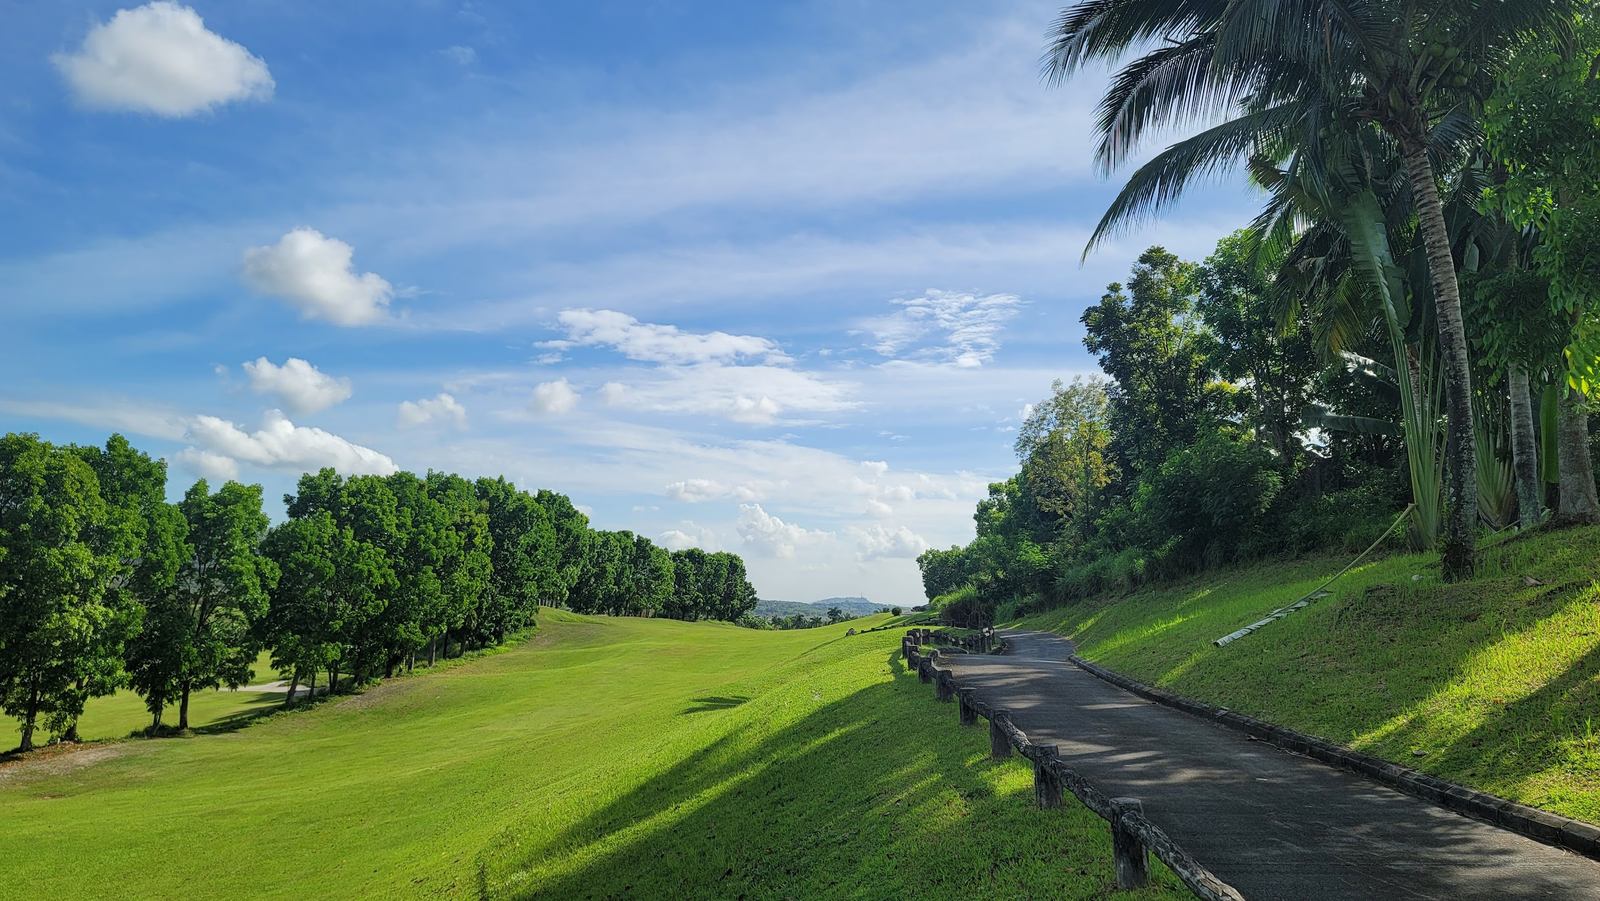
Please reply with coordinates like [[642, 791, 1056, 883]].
[[901, 630, 1246, 901]]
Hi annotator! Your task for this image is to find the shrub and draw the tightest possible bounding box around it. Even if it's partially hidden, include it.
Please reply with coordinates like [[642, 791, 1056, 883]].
[[890, 606, 902, 617]]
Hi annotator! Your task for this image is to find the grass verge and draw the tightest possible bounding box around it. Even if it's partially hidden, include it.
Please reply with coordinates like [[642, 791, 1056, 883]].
[[1015, 525, 1600, 825]]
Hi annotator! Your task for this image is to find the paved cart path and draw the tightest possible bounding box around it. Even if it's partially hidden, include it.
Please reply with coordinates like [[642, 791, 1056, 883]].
[[938, 630, 1600, 901]]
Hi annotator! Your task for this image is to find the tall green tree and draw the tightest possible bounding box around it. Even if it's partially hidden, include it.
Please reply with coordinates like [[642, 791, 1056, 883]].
[[72, 434, 185, 739], [1082, 247, 1232, 478], [0, 434, 127, 751], [171, 480, 276, 731], [1045, 0, 1580, 577], [476, 477, 556, 641], [425, 472, 492, 663]]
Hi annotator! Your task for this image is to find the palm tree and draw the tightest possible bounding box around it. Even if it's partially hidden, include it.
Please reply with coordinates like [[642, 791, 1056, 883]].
[[1044, 0, 1578, 579]]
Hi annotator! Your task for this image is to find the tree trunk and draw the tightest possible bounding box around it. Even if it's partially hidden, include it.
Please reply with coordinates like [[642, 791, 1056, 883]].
[[1509, 367, 1542, 529], [308, 668, 317, 701], [178, 682, 192, 731], [283, 677, 298, 709], [428, 636, 437, 667], [19, 687, 40, 752], [150, 703, 163, 732], [1402, 145, 1477, 579], [1556, 384, 1600, 524]]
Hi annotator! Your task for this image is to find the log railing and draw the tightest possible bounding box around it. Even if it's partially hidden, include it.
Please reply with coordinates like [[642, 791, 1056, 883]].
[[900, 634, 1245, 901]]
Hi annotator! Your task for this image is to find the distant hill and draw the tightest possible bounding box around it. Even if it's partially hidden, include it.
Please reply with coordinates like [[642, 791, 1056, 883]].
[[752, 596, 889, 619]]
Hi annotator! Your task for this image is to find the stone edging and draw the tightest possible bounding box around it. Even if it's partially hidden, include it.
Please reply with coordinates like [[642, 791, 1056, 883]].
[[1067, 654, 1600, 861]]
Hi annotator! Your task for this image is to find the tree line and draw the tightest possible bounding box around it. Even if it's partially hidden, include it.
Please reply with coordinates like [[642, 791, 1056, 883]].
[[921, 8, 1600, 623], [0, 431, 758, 752]]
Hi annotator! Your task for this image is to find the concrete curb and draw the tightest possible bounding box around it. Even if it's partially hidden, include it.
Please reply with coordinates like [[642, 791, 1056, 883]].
[[1068, 654, 1600, 862]]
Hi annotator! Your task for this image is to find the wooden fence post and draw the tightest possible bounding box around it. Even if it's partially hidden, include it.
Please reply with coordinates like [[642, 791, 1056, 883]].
[[990, 709, 1013, 758], [918, 656, 933, 684], [957, 688, 977, 725], [935, 669, 955, 702], [1033, 745, 1062, 808], [1111, 797, 1151, 890]]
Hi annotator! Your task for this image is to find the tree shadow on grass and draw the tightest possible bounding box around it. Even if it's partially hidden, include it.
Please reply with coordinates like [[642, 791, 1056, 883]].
[[474, 651, 1191, 901], [681, 696, 751, 714], [1382, 639, 1600, 823]]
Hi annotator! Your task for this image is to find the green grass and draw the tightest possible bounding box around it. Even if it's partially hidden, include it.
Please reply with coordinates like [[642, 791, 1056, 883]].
[[2, 610, 1193, 900], [69, 650, 287, 740], [1015, 525, 1600, 824]]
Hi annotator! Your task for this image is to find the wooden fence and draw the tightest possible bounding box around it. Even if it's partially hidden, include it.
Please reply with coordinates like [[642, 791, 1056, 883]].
[[900, 632, 1246, 901]]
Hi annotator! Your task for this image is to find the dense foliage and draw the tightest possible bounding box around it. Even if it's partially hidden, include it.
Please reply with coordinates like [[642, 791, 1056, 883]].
[[917, 7, 1600, 622], [0, 431, 759, 750]]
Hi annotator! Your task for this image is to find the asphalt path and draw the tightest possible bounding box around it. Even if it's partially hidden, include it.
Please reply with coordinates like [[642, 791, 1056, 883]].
[[938, 630, 1600, 900]]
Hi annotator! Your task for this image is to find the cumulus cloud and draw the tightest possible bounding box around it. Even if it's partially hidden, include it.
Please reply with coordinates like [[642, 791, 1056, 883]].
[[665, 478, 767, 502], [547, 309, 784, 364], [241, 357, 351, 415], [53, 2, 273, 116], [183, 409, 397, 476], [398, 392, 468, 429], [530, 378, 579, 414], [241, 228, 393, 326], [866, 498, 894, 517], [172, 447, 239, 482], [659, 523, 719, 552], [851, 524, 930, 560], [736, 503, 831, 557], [864, 290, 1024, 368]]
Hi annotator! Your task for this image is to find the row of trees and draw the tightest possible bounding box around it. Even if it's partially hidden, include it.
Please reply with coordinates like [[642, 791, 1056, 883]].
[[0, 431, 758, 752], [919, 8, 1600, 619]]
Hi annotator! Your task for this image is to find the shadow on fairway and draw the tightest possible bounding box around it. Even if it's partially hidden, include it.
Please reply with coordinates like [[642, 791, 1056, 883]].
[[474, 651, 1194, 901], [681, 695, 751, 714]]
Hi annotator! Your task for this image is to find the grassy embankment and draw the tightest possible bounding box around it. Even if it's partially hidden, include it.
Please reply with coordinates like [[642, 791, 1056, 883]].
[[1014, 525, 1600, 824], [2, 611, 1193, 900]]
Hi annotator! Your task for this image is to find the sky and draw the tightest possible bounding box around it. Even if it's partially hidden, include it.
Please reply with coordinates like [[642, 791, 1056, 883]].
[[0, 1, 1261, 607]]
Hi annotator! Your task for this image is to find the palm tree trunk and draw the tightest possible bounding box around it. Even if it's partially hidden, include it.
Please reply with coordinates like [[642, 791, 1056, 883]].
[[1556, 384, 1600, 523], [1402, 146, 1477, 579], [1508, 367, 1542, 528]]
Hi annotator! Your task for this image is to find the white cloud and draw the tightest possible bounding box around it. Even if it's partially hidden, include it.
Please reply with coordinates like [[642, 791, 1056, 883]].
[[441, 45, 476, 65], [529, 378, 579, 414], [864, 290, 1024, 368], [665, 478, 768, 502], [241, 228, 393, 326], [851, 524, 930, 560], [241, 357, 352, 415], [172, 447, 239, 482], [736, 503, 832, 558], [659, 523, 720, 552], [53, 2, 273, 117], [398, 392, 468, 429], [866, 499, 894, 517], [183, 409, 397, 476], [549, 309, 783, 365], [598, 363, 855, 425]]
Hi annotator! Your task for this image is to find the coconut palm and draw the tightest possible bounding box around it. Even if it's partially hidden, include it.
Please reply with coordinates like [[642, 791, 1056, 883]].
[[1044, 0, 1578, 579]]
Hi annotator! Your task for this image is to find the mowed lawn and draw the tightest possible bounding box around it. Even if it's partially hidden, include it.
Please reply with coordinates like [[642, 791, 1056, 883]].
[[1, 611, 1193, 900], [1017, 525, 1600, 825]]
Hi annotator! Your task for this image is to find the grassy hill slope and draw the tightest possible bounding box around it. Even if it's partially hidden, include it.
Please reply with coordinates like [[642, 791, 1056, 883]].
[[2, 611, 1192, 900], [1015, 525, 1600, 825]]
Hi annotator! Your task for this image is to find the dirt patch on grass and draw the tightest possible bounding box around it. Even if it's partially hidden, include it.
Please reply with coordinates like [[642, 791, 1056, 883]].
[[0, 741, 155, 787]]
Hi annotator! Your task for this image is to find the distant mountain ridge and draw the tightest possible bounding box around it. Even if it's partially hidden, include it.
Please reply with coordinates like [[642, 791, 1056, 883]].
[[752, 596, 886, 619]]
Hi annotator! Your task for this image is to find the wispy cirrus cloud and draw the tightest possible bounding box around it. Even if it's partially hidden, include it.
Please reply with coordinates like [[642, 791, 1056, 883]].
[[863, 290, 1025, 369]]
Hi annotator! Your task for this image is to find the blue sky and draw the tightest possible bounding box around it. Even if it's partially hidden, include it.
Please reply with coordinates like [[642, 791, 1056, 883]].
[[0, 1, 1258, 605]]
